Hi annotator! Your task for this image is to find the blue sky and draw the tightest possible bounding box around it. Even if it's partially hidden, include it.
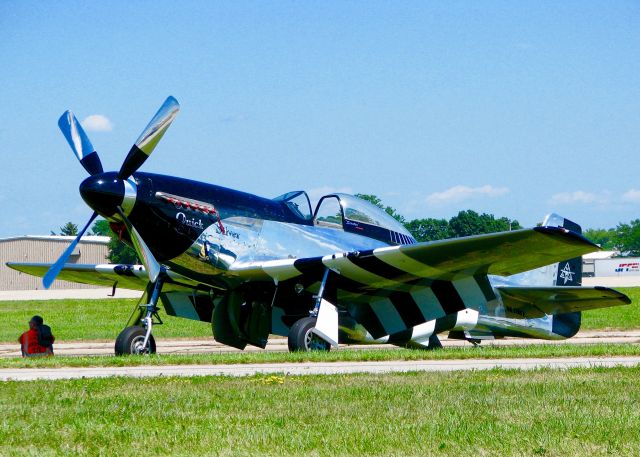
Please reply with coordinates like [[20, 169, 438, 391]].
[[0, 1, 638, 238]]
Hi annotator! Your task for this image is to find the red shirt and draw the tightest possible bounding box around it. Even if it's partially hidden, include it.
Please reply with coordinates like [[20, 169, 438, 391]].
[[18, 328, 54, 355]]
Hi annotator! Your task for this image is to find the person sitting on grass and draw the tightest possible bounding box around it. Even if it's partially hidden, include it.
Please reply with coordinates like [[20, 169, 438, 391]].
[[18, 315, 55, 357]]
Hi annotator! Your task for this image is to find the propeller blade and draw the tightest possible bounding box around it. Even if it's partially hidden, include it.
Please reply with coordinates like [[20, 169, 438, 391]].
[[116, 207, 161, 284], [118, 96, 180, 179], [58, 111, 104, 176], [43, 212, 98, 289]]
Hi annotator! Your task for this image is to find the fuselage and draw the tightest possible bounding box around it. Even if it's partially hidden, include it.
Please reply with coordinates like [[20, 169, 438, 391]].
[[82, 171, 392, 287], [79, 171, 581, 346]]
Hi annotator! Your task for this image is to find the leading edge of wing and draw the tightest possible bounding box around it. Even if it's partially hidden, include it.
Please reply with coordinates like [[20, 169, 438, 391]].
[[5, 262, 199, 292], [370, 226, 599, 281]]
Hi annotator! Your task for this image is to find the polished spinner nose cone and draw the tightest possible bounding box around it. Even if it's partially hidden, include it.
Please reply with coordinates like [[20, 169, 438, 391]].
[[79, 172, 126, 217]]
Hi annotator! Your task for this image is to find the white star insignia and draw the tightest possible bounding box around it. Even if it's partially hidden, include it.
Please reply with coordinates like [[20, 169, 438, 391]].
[[559, 263, 575, 285]]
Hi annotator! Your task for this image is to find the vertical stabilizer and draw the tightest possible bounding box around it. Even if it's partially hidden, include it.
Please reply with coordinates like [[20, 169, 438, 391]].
[[543, 213, 583, 337], [542, 213, 583, 286]]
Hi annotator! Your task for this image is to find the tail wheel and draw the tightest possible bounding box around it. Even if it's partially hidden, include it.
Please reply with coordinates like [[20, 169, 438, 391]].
[[288, 317, 331, 352], [115, 326, 156, 355]]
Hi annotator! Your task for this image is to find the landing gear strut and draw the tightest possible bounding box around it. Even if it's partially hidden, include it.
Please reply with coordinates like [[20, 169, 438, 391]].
[[115, 277, 164, 355], [287, 268, 336, 352]]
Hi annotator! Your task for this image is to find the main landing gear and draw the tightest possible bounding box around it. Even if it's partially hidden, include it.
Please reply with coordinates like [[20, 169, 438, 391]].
[[288, 317, 331, 352], [115, 278, 164, 355], [287, 268, 337, 352]]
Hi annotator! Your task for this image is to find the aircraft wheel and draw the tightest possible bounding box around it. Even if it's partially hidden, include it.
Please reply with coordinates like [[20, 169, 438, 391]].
[[288, 317, 331, 352], [114, 326, 156, 355]]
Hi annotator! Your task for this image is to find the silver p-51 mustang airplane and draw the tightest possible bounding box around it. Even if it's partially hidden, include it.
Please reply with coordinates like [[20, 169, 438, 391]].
[[8, 97, 631, 354]]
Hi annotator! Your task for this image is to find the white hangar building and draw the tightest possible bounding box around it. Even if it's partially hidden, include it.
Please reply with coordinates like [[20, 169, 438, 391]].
[[0, 235, 109, 291]]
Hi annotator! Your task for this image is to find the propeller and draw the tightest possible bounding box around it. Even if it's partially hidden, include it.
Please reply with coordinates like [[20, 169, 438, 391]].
[[43, 97, 180, 289], [118, 96, 180, 179], [43, 212, 98, 289], [58, 111, 104, 176], [116, 207, 161, 284]]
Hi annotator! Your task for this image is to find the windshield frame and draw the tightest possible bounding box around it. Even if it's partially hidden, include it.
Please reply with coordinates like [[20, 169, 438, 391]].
[[313, 193, 415, 245]]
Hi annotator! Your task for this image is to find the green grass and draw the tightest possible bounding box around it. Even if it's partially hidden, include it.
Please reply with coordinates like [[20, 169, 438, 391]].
[[1, 343, 640, 369], [0, 298, 212, 342], [581, 286, 640, 330], [0, 286, 638, 344], [1, 367, 640, 456]]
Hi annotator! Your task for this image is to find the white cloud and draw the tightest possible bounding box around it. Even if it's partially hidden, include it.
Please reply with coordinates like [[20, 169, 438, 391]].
[[81, 114, 113, 132], [622, 189, 640, 203], [549, 191, 608, 205], [425, 185, 509, 206]]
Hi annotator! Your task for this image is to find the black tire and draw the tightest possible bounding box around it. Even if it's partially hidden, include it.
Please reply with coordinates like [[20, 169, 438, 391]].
[[287, 317, 331, 352], [114, 326, 156, 355]]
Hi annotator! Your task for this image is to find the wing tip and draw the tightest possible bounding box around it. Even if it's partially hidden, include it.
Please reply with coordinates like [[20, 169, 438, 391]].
[[534, 226, 600, 250], [594, 286, 633, 304]]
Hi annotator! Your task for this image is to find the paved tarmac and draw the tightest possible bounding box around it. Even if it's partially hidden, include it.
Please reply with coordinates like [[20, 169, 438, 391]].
[[2, 330, 639, 358], [2, 356, 640, 381], [0, 288, 142, 301], [2, 330, 640, 357]]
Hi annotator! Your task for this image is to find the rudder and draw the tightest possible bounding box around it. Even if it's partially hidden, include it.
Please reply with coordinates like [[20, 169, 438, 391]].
[[543, 213, 583, 337], [542, 213, 583, 287]]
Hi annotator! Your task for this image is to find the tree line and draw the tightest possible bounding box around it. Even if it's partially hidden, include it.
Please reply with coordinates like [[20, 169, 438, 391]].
[[51, 193, 640, 262], [355, 194, 522, 241], [355, 194, 640, 255], [582, 222, 640, 256], [51, 219, 139, 264]]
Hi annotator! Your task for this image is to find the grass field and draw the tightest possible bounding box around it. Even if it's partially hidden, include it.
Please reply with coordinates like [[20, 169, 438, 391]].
[[1, 287, 639, 344], [1, 367, 639, 456], [1, 342, 640, 369], [581, 287, 640, 330], [0, 298, 211, 342]]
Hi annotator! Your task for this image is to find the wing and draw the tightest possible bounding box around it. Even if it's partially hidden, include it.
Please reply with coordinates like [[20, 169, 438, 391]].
[[230, 226, 598, 288], [227, 226, 599, 339], [496, 286, 632, 319], [5, 263, 201, 292]]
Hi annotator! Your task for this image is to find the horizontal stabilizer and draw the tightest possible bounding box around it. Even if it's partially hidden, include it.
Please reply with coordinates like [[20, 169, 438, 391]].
[[497, 286, 631, 319]]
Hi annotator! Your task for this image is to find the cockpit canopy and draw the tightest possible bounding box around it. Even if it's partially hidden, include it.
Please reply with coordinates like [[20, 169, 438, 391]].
[[273, 191, 313, 220], [274, 191, 415, 245]]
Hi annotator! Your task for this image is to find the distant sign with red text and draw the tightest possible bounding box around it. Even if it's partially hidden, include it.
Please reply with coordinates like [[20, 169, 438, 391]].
[[594, 258, 640, 277], [615, 262, 640, 273]]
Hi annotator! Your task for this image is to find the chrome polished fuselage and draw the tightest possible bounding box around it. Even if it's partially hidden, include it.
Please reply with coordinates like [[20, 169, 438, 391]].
[[111, 172, 388, 288], [94, 171, 578, 344]]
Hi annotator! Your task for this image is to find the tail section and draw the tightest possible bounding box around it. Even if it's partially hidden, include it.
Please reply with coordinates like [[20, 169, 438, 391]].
[[542, 213, 583, 337], [542, 213, 583, 287]]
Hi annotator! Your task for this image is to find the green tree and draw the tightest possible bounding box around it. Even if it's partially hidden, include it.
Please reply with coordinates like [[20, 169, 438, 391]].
[[615, 220, 640, 256], [107, 236, 139, 264], [90, 218, 140, 264], [405, 218, 452, 242], [90, 219, 111, 236], [54, 222, 79, 236], [449, 210, 521, 238], [355, 193, 406, 224], [583, 228, 618, 250]]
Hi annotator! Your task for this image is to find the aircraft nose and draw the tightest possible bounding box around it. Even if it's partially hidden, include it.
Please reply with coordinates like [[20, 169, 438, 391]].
[[79, 172, 125, 217]]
